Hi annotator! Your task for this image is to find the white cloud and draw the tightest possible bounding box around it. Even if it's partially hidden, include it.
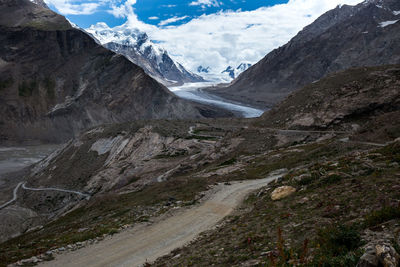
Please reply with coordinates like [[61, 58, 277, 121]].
[[45, 0, 101, 15], [141, 0, 364, 76], [68, 0, 364, 79], [189, 0, 220, 8], [148, 16, 159, 20], [158, 16, 189, 26], [108, 0, 136, 18]]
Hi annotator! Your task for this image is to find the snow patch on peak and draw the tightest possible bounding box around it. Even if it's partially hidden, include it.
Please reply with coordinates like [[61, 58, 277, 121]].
[[394, 11, 400, 16], [86, 22, 203, 85], [379, 20, 399, 27], [197, 66, 211, 73], [221, 63, 252, 80], [29, 0, 48, 8]]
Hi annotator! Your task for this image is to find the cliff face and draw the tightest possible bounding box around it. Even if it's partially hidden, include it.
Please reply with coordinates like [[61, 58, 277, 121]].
[[0, 0, 206, 143], [208, 0, 400, 108]]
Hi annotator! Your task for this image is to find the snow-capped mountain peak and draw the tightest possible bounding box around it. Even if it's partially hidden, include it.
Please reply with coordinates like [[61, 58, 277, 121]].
[[221, 63, 252, 79], [86, 23, 203, 86], [197, 66, 211, 73], [29, 0, 48, 8], [236, 63, 252, 72]]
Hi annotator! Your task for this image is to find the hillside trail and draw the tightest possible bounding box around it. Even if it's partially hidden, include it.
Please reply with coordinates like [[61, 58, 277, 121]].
[[0, 182, 90, 210], [39, 174, 284, 267]]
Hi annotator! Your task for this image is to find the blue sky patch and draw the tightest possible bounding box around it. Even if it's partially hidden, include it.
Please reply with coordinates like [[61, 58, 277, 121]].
[[49, 0, 289, 28]]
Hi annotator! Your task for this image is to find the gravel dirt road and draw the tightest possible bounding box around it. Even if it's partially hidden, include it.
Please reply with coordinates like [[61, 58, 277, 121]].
[[39, 175, 282, 267]]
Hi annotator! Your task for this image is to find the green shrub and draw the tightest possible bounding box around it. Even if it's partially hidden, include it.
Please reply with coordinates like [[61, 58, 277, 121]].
[[379, 142, 400, 162], [306, 225, 363, 266], [312, 249, 363, 267], [18, 80, 38, 97], [365, 206, 400, 227], [316, 225, 362, 256], [320, 173, 342, 185]]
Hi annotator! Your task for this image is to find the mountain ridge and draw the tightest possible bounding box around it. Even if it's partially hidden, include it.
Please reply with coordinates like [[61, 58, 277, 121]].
[[86, 23, 204, 86], [0, 0, 218, 144], [205, 0, 400, 108]]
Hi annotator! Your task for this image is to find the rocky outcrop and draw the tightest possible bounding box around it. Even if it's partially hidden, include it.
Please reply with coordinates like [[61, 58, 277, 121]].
[[29, 122, 238, 193], [0, 0, 211, 144], [0, 121, 243, 242], [207, 0, 400, 108], [358, 243, 399, 267], [358, 229, 400, 267], [259, 65, 400, 141]]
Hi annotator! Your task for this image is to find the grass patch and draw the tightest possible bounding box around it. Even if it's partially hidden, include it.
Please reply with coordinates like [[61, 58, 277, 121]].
[[365, 206, 400, 228], [316, 225, 362, 257]]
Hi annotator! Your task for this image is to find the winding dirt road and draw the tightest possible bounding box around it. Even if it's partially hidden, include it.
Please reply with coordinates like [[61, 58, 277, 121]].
[[0, 182, 23, 209], [0, 182, 90, 210], [39, 174, 283, 267]]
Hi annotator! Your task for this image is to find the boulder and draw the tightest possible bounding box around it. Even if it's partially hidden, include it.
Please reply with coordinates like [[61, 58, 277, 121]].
[[271, 186, 296, 201], [357, 243, 399, 267]]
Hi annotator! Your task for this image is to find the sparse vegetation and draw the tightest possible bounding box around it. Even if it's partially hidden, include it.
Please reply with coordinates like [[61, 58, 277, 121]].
[[44, 77, 56, 99], [18, 80, 38, 97], [152, 141, 400, 266], [0, 77, 13, 90], [365, 206, 400, 228]]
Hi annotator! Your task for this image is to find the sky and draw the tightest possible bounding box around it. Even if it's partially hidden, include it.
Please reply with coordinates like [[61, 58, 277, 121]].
[[44, 0, 365, 77]]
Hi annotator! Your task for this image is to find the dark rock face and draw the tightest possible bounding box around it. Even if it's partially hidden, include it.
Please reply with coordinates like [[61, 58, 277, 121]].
[[258, 64, 400, 141], [0, 0, 206, 143], [209, 0, 400, 108]]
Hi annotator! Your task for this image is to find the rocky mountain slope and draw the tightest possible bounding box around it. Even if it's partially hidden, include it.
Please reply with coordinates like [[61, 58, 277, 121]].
[[86, 23, 204, 86], [259, 65, 400, 146], [0, 0, 218, 144], [206, 0, 400, 108], [0, 64, 399, 266]]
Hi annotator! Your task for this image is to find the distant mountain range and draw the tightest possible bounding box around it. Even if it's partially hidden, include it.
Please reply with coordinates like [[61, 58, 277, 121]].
[[221, 63, 252, 79], [197, 66, 211, 74], [196, 63, 252, 82], [206, 0, 400, 108], [86, 23, 204, 86]]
